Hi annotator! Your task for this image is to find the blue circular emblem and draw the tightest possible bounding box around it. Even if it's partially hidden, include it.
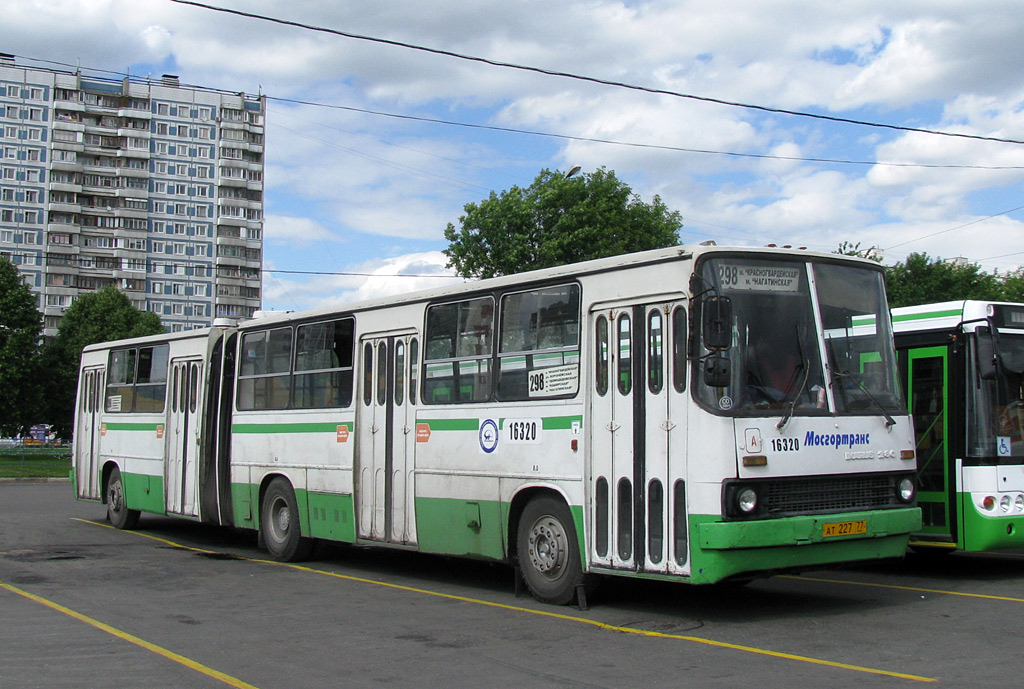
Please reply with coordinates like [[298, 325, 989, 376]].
[[479, 419, 499, 454]]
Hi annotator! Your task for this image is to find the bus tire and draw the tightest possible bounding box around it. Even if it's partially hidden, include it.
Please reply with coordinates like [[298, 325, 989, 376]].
[[517, 496, 586, 605], [106, 466, 140, 530], [261, 478, 313, 562]]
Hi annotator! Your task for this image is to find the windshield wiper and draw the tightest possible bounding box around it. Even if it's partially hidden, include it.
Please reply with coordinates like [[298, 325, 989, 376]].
[[777, 323, 813, 431], [834, 369, 896, 429]]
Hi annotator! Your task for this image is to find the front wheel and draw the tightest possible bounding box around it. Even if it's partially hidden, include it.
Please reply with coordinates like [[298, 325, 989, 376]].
[[517, 496, 587, 605], [260, 478, 313, 562], [106, 466, 140, 530]]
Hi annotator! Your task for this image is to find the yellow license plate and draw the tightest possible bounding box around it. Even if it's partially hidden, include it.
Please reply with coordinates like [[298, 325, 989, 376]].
[[822, 520, 867, 538]]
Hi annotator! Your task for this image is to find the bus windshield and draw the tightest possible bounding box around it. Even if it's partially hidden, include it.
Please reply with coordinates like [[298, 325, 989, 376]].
[[968, 333, 1024, 459], [696, 257, 903, 416]]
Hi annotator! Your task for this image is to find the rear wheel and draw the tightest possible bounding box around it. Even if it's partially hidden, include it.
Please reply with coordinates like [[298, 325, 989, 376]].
[[106, 466, 140, 530], [517, 496, 587, 605], [261, 478, 313, 561]]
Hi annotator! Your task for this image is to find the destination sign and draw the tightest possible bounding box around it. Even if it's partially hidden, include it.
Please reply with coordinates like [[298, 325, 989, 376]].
[[717, 264, 801, 292]]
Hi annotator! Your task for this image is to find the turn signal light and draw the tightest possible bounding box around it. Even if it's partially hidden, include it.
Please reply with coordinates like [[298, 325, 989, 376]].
[[900, 450, 916, 460]]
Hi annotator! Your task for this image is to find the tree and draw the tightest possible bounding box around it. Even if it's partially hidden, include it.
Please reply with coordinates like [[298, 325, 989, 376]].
[[39, 286, 164, 437], [1002, 268, 1024, 302], [0, 257, 43, 436], [884, 252, 1006, 308], [443, 167, 682, 279]]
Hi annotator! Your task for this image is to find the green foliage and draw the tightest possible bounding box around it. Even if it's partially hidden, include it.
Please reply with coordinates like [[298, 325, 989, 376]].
[[884, 252, 1008, 308], [1002, 268, 1024, 302], [0, 257, 43, 435], [443, 167, 682, 279], [835, 241, 883, 262], [39, 286, 164, 437]]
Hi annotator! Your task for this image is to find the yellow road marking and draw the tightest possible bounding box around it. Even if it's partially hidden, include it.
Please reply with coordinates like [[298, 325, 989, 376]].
[[787, 574, 1024, 603], [72, 519, 935, 683], [0, 579, 260, 689]]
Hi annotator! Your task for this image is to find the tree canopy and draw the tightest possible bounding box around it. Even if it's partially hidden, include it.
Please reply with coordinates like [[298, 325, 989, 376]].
[[883, 252, 1012, 308], [40, 286, 164, 437], [0, 257, 43, 435], [443, 167, 682, 279]]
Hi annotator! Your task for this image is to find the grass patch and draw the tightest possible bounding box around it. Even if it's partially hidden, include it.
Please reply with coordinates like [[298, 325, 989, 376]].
[[0, 446, 72, 479]]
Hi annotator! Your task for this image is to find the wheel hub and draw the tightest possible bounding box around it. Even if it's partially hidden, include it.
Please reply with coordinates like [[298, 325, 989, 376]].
[[529, 518, 565, 575]]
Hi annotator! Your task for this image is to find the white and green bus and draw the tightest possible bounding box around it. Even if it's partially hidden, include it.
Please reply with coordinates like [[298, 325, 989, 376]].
[[74, 245, 920, 604], [893, 300, 1024, 552]]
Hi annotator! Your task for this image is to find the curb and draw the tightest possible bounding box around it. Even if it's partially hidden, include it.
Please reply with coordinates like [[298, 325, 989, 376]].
[[0, 477, 72, 483]]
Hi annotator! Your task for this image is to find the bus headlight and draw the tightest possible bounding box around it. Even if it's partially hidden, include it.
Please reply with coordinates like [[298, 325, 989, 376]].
[[737, 488, 758, 514], [1016, 495, 1024, 512], [897, 477, 915, 503], [1000, 495, 1011, 513]]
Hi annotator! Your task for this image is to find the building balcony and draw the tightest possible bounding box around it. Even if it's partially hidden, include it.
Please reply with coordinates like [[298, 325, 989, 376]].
[[116, 148, 150, 159], [53, 118, 85, 131], [52, 139, 85, 153], [46, 201, 81, 214], [47, 181, 83, 194], [54, 100, 86, 113], [51, 160, 82, 172], [118, 108, 152, 119]]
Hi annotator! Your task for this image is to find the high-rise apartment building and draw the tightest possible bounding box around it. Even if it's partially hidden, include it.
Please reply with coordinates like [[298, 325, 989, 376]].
[[0, 55, 264, 336]]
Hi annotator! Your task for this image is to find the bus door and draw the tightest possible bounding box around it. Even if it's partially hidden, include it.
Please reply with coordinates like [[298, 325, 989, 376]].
[[590, 302, 689, 574], [356, 332, 419, 545], [166, 358, 202, 517], [76, 366, 105, 500], [907, 346, 953, 542]]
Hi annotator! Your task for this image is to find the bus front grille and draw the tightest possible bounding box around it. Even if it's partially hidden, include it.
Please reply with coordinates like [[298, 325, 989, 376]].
[[762, 475, 900, 516]]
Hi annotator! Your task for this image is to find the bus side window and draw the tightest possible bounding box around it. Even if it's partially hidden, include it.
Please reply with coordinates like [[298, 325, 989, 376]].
[[596, 315, 609, 396], [294, 319, 354, 409], [237, 328, 293, 410], [106, 348, 136, 413], [648, 310, 664, 394], [617, 314, 632, 396], [423, 297, 494, 403], [362, 342, 373, 406], [409, 338, 419, 405], [672, 306, 687, 393], [394, 340, 405, 406]]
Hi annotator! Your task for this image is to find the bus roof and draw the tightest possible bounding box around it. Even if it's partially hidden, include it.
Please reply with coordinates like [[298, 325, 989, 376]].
[[892, 300, 1024, 334], [240, 243, 882, 330]]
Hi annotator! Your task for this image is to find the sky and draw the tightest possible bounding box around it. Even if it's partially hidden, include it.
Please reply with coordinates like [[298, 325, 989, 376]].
[[3, 0, 1024, 311]]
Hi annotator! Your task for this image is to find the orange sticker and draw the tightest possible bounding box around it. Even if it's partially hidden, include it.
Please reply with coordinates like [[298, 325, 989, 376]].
[[336, 425, 350, 443], [416, 423, 431, 443]]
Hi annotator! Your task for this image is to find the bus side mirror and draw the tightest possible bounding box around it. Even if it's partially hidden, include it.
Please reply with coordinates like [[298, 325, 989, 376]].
[[976, 329, 998, 381], [703, 356, 731, 388], [702, 296, 732, 351]]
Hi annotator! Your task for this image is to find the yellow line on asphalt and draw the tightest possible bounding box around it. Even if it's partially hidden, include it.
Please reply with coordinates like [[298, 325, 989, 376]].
[[73, 519, 935, 683], [0, 579, 260, 689], [786, 574, 1024, 603]]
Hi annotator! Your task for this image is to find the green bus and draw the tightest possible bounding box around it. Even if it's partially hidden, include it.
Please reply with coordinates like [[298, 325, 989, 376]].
[[893, 300, 1024, 552]]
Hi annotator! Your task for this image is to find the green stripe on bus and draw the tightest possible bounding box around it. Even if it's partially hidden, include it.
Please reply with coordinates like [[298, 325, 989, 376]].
[[892, 308, 963, 323], [103, 422, 162, 431], [419, 415, 584, 432], [416, 418, 479, 431], [232, 422, 354, 434]]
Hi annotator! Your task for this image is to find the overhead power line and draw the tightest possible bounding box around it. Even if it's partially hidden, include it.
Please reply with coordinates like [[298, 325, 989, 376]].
[[13, 52, 1022, 171], [172, 0, 1024, 146], [885, 203, 1024, 250], [266, 96, 1024, 171]]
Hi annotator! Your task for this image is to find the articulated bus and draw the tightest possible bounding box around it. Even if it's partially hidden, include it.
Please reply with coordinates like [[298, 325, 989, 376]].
[[892, 300, 1024, 552], [74, 245, 920, 604]]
